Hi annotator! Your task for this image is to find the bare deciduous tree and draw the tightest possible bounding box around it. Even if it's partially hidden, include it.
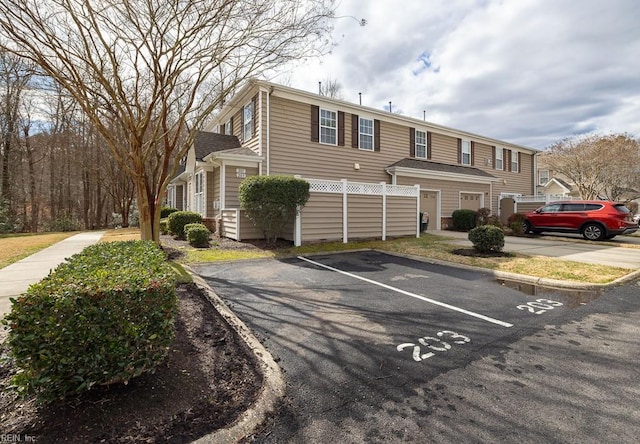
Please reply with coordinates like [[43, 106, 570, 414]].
[[319, 77, 343, 99], [545, 133, 640, 201], [0, 0, 335, 242]]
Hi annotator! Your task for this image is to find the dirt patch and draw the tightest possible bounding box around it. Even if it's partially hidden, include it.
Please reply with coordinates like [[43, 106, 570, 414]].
[[0, 284, 263, 443], [452, 248, 514, 258]]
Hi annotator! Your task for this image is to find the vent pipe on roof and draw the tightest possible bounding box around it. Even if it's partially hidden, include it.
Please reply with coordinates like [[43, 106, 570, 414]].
[[388, 101, 392, 113], [318, 81, 322, 95], [359, 92, 362, 105], [423, 110, 426, 121]]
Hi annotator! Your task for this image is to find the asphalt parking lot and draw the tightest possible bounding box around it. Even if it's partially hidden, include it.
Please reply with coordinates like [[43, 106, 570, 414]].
[[193, 250, 640, 443]]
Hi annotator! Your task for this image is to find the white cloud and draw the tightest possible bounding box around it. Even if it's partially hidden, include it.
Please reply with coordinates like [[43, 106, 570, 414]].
[[276, 0, 640, 149]]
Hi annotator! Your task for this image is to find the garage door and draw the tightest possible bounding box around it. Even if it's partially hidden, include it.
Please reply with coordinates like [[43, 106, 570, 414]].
[[460, 193, 481, 211]]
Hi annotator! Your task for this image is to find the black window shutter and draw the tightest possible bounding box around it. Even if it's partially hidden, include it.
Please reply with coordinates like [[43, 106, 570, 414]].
[[409, 128, 416, 157], [457, 138, 462, 164], [338, 111, 345, 146], [220, 123, 225, 135], [374, 119, 381, 151], [311, 105, 319, 142], [351, 114, 359, 148], [507, 149, 511, 172], [492, 146, 496, 169], [518, 152, 522, 173], [427, 131, 432, 159], [470, 141, 475, 166], [229, 116, 233, 136], [240, 106, 244, 140]]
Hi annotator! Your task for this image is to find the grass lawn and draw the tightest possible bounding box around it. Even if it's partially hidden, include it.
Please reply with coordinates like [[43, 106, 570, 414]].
[[0, 232, 78, 270]]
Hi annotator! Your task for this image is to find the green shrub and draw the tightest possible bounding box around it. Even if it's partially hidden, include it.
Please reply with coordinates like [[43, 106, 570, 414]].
[[159, 218, 169, 235], [468, 225, 505, 253], [476, 207, 491, 225], [508, 212, 527, 235], [485, 215, 504, 228], [185, 223, 210, 247], [167, 211, 202, 239], [451, 209, 477, 231], [2, 241, 177, 402], [239, 175, 310, 244], [160, 206, 179, 219]]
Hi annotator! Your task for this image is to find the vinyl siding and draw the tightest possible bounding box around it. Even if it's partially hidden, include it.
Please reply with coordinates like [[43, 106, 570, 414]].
[[269, 96, 401, 182], [430, 132, 459, 164], [347, 195, 383, 239], [386, 196, 417, 237], [300, 194, 343, 242], [238, 210, 263, 240], [213, 168, 220, 212], [225, 166, 258, 208]]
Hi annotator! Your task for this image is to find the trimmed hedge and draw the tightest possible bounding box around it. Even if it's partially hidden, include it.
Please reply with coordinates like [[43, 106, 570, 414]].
[[239, 175, 310, 244], [2, 241, 177, 402], [451, 209, 477, 231], [160, 206, 179, 219], [185, 223, 210, 247], [159, 217, 169, 235], [167, 211, 203, 239], [468, 225, 505, 253]]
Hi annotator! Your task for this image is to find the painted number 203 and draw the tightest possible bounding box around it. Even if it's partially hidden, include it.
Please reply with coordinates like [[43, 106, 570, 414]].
[[397, 330, 471, 362], [517, 298, 563, 315]]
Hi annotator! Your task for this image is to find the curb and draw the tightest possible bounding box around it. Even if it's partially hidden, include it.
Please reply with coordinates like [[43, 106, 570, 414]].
[[187, 269, 285, 444], [376, 249, 640, 290]]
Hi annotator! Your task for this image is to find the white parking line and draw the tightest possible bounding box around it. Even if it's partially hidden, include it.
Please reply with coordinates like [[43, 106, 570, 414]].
[[298, 256, 513, 328]]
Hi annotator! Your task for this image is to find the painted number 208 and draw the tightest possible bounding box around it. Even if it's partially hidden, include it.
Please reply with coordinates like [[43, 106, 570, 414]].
[[517, 298, 563, 315], [397, 330, 470, 362]]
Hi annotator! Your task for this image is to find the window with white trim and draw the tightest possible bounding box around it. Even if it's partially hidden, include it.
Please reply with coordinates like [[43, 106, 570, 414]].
[[359, 117, 374, 151], [511, 149, 519, 172], [539, 169, 549, 185], [243, 101, 254, 141], [415, 130, 427, 158], [320, 109, 337, 145], [461, 140, 471, 165], [194, 171, 204, 216], [495, 147, 503, 170], [225, 120, 232, 136]]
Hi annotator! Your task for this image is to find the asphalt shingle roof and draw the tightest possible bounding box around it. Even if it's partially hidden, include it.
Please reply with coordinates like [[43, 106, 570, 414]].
[[387, 158, 497, 178], [194, 131, 242, 160]]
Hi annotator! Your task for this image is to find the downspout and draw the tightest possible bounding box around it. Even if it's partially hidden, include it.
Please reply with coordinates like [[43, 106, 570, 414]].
[[267, 86, 274, 176]]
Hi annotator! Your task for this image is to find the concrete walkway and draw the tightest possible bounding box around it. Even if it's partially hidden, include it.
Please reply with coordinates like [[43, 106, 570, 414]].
[[0, 231, 105, 320], [432, 230, 640, 269]]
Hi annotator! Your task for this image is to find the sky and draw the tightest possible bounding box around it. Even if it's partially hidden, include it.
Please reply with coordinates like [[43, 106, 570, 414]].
[[273, 0, 640, 150]]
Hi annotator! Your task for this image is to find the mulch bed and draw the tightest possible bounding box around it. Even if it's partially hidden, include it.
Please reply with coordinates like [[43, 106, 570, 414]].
[[0, 283, 263, 443], [452, 248, 514, 258]]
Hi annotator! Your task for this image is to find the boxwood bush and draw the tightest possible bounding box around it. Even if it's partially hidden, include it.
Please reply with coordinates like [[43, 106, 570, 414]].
[[508, 212, 528, 235], [451, 209, 478, 231], [2, 241, 177, 402], [160, 206, 179, 218], [159, 217, 169, 235], [167, 210, 203, 239], [184, 223, 210, 247], [468, 225, 505, 253]]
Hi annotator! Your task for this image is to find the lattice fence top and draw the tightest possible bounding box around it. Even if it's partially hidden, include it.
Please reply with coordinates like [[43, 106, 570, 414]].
[[306, 178, 418, 197]]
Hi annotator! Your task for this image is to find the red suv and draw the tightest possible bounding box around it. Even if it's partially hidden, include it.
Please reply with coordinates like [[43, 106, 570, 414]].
[[522, 200, 638, 241]]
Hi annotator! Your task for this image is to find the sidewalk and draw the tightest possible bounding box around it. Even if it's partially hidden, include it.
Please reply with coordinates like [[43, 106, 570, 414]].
[[0, 231, 105, 320]]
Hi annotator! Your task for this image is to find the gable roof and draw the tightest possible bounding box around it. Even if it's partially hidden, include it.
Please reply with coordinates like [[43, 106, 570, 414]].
[[387, 158, 497, 179], [194, 131, 241, 160]]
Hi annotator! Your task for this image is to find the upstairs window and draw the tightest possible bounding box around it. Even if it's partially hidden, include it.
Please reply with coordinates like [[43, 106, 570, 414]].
[[243, 101, 254, 141], [415, 130, 427, 158], [511, 149, 519, 172], [194, 171, 204, 216], [225, 120, 232, 136], [359, 117, 374, 151], [495, 147, 503, 170], [461, 140, 471, 165], [320, 109, 337, 145], [539, 169, 549, 185]]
